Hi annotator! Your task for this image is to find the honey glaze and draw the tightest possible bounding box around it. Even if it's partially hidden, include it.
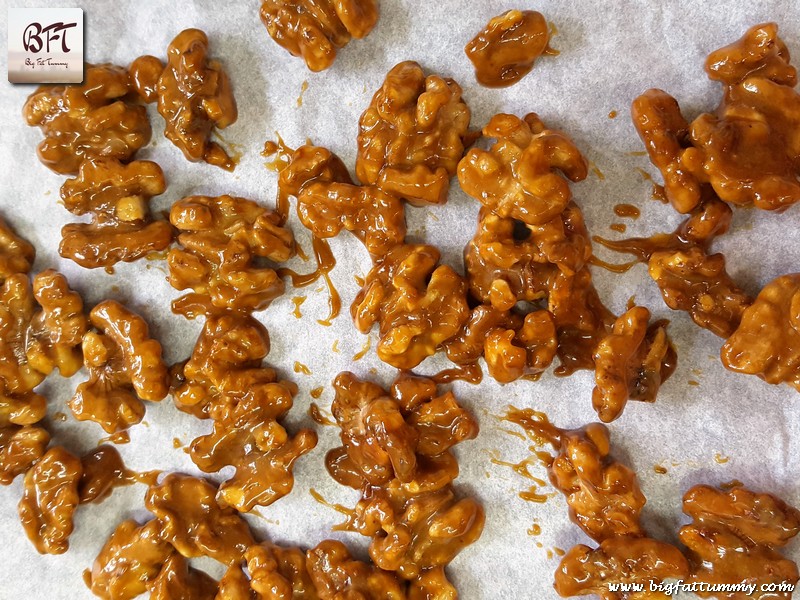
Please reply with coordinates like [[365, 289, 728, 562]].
[[278, 237, 340, 326], [309, 403, 336, 427], [430, 362, 483, 385]]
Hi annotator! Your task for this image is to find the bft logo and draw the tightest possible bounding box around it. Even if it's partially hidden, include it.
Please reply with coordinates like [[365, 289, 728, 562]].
[[23, 21, 78, 54], [8, 8, 84, 84]]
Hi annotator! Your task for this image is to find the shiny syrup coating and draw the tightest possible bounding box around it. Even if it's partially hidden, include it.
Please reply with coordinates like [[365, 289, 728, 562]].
[[260, 0, 379, 72], [58, 158, 172, 269], [23, 63, 151, 175], [465, 10, 551, 87]]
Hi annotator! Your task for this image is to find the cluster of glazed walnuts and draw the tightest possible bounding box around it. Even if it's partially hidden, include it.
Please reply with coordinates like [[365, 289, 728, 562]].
[[4, 6, 800, 600], [505, 407, 800, 599], [603, 22, 800, 392]]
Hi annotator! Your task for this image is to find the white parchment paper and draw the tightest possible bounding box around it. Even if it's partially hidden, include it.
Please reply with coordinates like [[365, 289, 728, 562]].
[[0, 1, 798, 598]]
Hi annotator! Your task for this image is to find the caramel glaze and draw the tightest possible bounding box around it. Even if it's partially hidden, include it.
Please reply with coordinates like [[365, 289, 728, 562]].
[[79, 445, 160, 504], [278, 236, 341, 327], [465, 10, 551, 88], [309, 403, 336, 427], [430, 362, 483, 385], [613, 203, 640, 219]]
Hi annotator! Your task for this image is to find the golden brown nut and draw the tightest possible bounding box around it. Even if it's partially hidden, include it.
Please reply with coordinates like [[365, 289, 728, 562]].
[[357, 61, 471, 206], [350, 485, 485, 580], [352, 244, 469, 369], [78, 445, 134, 504], [408, 567, 456, 600], [484, 309, 557, 383], [649, 246, 751, 338], [23, 63, 151, 174], [0, 425, 49, 485], [59, 158, 172, 269], [306, 539, 406, 599], [458, 113, 588, 226], [172, 313, 272, 418], [443, 305, 522, 366], [145, 474, 255, 565], [722, 274, 800, 388], [260, 0, 379, 72], [631, 89, 702, 214], [548, 423, 646, 542], [168, 195, 294, 317], [554, 535, 689, 599], [26, 269, 87, 377], [88, 519, 175, 600], [679, 484, 800, 600], [465, 10, 550, 88], [137, 29, 238, 170], [216, 564, 256, 600], [69, 300, 169, 433], [298, 180, 406, 258], [246, 542, 318, 599], [705, 22, 797, 86], [330, 372, 419, 486], [0, 217, 35, 280], [189, 377, 318, 512], [18, 446, 81, 554], [148, 554, 218, 600], [592, 307, 675, 423]]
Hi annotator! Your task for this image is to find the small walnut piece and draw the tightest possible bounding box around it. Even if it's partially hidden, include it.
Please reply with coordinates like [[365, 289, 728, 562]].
[[459, 113, 588, 226], [137, 29, 238, 169], [59, 158, 172, 269], [352, 244, 469, 369], [246, 542, 317, 599], [0, 425, 49, 485], [169, 195, 294, 317], [357, 61, 471, 206], [721, 274, 800, 389], [88, 519, 175, 600], [23, 63, 151, 174], [465, 10, 551, 88], [146, 474, 255, 565], [484, 310, 557, 383], [78, 445, 134, 504], [554, 535, 689, 599], [592, 307, 675, 423], [0, 217, 35, 280], [18, 446, 82, 554], [679, 484, 800, 599], [70, 300, 169, 433], [260, 0, 379, 72]]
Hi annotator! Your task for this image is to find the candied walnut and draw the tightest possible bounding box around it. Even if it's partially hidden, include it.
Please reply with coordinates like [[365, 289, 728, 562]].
[[592, 307, 676, 423], [298, 180, 406, 258], [349, 484, 485, 580], [465, 10, 550, 88], [306, 539, 406, 599], [79, 445, 134, 504], [330, 372, 419, 486], [59, 158, 172, 269], [649, 246, 751, 338], [679, 484, 800, 599], [357, 61, 471, 206], [443, 305, 521, 365], [721, 274, 800, 389], [408, 567, 457, 600], [168, 195, 294, 317], [69, 300, 169, 433], [0, 425, 49, 485], [146, 474, 255, 565], [23, 63, 151, 174], [88, 519, 175, 600], [18, 446, 81, 554], [189, 376, 318, 512], [0, 217, 35, 280], [260, 0, 379, 72], [0, 274, 46, 395], [172, 313, 272, 418], [26, 269, 87, 376], [352, 244, 469, 369], [216, 564, 255, 600], [246, 542, 317, 599], [548, 423, 646, 542], [554, 535, 689, 599], [484, 309, 557, 383], [327, 373, 482, 580], [631, 89, 702, 214], [136, 29, 238, 170], [458, 113, 588, 226], [149, 554, 217, 600]]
